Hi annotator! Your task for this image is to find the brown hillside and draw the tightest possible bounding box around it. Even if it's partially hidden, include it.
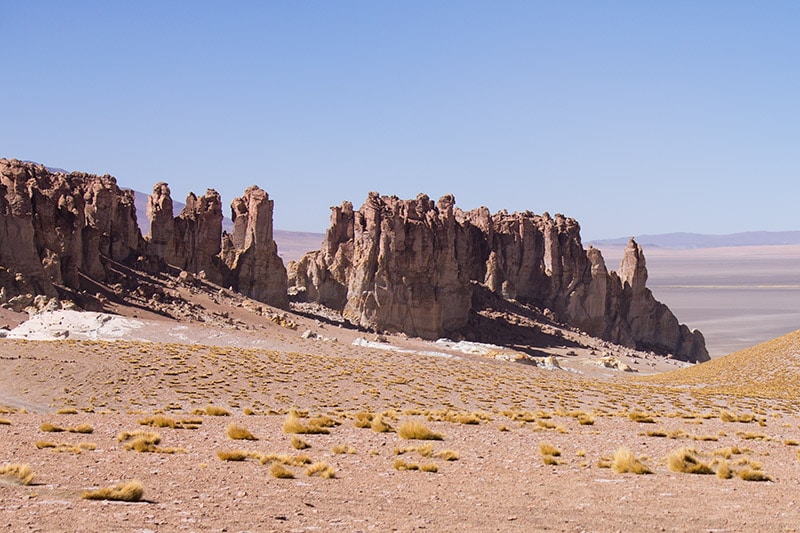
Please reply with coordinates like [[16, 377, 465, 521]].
[[643, 329, 800, 400]]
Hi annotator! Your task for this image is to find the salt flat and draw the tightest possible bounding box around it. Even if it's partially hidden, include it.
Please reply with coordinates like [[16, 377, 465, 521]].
[[599, 244, 800, 357]]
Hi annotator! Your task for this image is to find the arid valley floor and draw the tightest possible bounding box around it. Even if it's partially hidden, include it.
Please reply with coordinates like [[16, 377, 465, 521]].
[[1, 243, 800, 532]]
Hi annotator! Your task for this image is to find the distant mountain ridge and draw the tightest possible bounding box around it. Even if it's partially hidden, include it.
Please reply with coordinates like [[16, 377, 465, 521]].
[[589, 231, 800, 249]]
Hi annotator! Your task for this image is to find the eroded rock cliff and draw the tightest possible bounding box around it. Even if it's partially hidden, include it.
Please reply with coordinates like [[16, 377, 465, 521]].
[[0, 158, 140, 308], [0, 159, 288, 311], [289, 192, 708, 362]]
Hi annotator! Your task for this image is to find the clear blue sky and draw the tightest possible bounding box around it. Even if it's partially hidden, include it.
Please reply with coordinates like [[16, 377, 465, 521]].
[[2, 1, 798, 240]]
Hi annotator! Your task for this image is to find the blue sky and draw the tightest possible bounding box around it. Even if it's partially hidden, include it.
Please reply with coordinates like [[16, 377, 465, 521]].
[[2, 1, 798, 240]]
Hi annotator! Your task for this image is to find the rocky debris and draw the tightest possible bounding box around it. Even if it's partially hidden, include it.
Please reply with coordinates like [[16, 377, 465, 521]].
[[290, 192, 709, 362], [584, 356, 636, 372]]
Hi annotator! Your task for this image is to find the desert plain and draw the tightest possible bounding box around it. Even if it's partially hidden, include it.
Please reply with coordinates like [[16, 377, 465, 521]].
[[1, 241, 800, 532]]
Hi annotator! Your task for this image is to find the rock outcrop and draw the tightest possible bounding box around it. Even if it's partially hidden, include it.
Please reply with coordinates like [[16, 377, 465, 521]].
[[145, 182, 288, 308], [289, 192, 709, 362], [220, 186, 288, 308], [0, 159, 289, 311], [0, 158, 140, 307]]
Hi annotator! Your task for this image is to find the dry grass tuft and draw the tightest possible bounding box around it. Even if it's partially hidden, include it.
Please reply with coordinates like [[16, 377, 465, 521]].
[[667, 448, 714, 475], [283, 413, 330, 435], [270, 463, 294, 479], [628, 412, 656, 424], [139, 415, 177, 429], [332, 444, 357, 454], [82, 481, 144, 502], [370, 414, 393, 433], [203, 405, 231, 416], [0, 463, 35, 485], [69, 424, 94, 434], [226, 423, 257, 441], [738, 468, 771, 482], [56, 408, 78, 415], [716, 460, 733, 479], [306, 462, 336, 478], [354, 412, 374, 428], [291, 437, 310, 450], [40, 422, 65, 433], [538, 442, 561, 457], [217, 450, 252, 461], [435, 450, 459, 461], [720, 411, 755, 423], [398, 420, 443, 440], [420, 463, 439, 473], [611, 447, 651, 474], [393, 459, 419, 471]]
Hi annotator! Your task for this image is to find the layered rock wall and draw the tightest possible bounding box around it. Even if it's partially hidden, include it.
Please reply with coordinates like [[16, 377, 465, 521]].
[[290, 192, 708, 362], [0, 159, 289, 311], [0, 158, 140, 305], [220, 186, 288, 308], [146, 183, 288, 308]]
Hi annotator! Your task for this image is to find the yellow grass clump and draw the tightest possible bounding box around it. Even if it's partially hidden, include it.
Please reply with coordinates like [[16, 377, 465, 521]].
[[332, 444, 357, 454], [667, 448, 714, 475], [370, 414, 393, 433], [40, 422, 65, 433], [0, 463, 35, 485], [82, 481, 144, 502], [435, 450, 459, 461], [393, 459, 419, 471], [217, 450, 252, 462], [139, 415, 177, 428], [398, 420, 443, 440], [306, 462, 336, 478], [203, 405, 231, 416], [538, 442, 561, 457], [291, 437, 310, 450], [611, 447, 651, 474], [226, 423, 257, 441], [283, 412, 330, 435], [270, 463, 294, 479], [738, 469, 771, 482]]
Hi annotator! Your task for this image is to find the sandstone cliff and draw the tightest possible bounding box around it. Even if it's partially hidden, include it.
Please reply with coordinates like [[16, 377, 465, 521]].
[[0, 158, 140, 308], [289, 192, 709, 362], [0, 159, 288, 311]]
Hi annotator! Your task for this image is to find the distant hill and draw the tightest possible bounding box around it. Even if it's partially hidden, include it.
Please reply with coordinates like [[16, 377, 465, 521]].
[[132, 190, 323, 262], [589, 231, 800, 249]]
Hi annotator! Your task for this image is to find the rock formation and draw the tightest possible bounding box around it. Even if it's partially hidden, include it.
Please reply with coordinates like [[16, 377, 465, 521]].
[[0, 159, 289, 312], [145, 182, 288, 308], [220, 186, 288, 308], [289, 192, 709, 362], [0, 158, 140, 308]]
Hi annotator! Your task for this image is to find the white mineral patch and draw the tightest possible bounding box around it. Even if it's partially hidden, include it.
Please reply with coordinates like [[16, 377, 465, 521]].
[[7, 310, 144, 341]]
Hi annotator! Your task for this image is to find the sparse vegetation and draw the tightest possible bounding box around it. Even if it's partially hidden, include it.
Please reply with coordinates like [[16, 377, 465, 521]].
[[398, 420, 443, 440], [0, 463, 34, 485], [82, 481, 144, 502], [306, 461, 336, 478], [611, 447, 651, 474], [291, 437, 310, 450], [270, 463, 294, 479], [283, 412, 331, 435], [226, 423, 257, 440], [667, 448, 714, 475]]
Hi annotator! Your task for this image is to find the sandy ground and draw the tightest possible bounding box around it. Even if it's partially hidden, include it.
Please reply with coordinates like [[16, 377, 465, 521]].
[[1, 243, 798, 531], [1, 305, 800, 532]]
